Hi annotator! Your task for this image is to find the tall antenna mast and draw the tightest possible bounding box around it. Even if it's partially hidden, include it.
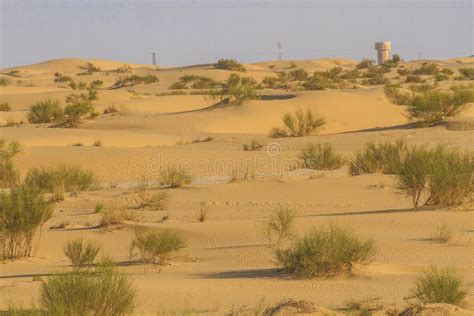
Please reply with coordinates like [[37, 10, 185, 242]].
[[277, 42, 283, 61]]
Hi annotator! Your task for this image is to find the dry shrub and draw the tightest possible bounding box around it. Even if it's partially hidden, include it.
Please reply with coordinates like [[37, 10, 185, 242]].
[[135, 182, 170, 210], [158, 167, 192, 188], [64, 238, 101, 268], [99, 209, 135, 228], [129, 228, 186, 265], [430, 224, 452, 243], [299, 143, 344, 170], [214, 58, 246, 72], [0, 102, 11, 111], [275, 225, 376, 278], [41, 260, 136, 315], [266, 207, 295, 246], [410, 266, 468, 306], [0, 138, 21, 188], [28, 99, 64, 124], [242, 139, 263, 151], [0, 185, 53, 259]]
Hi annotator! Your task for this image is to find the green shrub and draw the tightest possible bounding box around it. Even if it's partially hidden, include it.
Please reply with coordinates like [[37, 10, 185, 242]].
[[302, 73, 329, 90], [0, 77, 11, 86], [25, 164, 95, 194], [0, 138, 21, 188], [275, 225, 376, 278], [207, 73, 259, 105], [269, 108, 325, 138], [64, 238, 101, 268], [158, 167, 192, 188], [63, 100, 94, 127], [397, 145, 473, 208], [406, 88, 474, 126], [356, 58, 375, 69], [169, 81, 187, 90], [413, 63, 439, 75], [28, 99, 64, 124], [135, 180, 170, 210], [115, 65, 132, 73], [129, 228, 186, 264], [458, 68, 474, 80], [299, 143, 344, 170], [410, 266, 467, 306], [112, 74, 159, 89], [266, 207, 295, 245], [53, 72, 72, 83], [349, 139, 409, 175], [288, 68, 309, 81], [41, 261, 135, 315], [406, 75, 424, 83], [392, 54, 401, 64], [0, 185, 53, 259], [0, 102, 11, 111], [81, 62, 101, 73], [384, 86, 413, 105], [214, 58, 246, 72]]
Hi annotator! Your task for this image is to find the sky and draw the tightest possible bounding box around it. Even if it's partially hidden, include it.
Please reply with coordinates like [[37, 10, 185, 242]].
[[0, 0, 472, 69]]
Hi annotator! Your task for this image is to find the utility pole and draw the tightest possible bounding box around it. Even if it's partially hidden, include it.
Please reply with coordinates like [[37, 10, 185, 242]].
[[151, 52, 157, 66], [277, 42, 283, 61]]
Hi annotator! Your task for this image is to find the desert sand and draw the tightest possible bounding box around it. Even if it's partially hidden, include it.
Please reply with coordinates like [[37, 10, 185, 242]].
[[0, 57, 473, 314]]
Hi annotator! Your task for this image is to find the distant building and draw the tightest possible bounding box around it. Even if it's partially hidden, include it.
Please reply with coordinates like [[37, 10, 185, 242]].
[[374, 41, 391, 65]]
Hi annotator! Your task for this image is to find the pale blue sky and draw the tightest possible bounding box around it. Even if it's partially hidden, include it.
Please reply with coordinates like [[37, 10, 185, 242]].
[[0, 0, 472, 69]]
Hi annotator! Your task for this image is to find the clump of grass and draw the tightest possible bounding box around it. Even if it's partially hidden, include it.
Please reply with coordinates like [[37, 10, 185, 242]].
[[349, 139, 409, 175], [63, 238, 101, 268], [103, 105, 118, 114], [299, 143, 344, 170], [266, 207, 295, 246], [397, 145, 473, 208], [410, 266, 467, 306], [243, 139, 263, 151], [94, 203, 104, 213], [99, 209, 135, 228], [28, 99, 64, 124], [275, 225, 376, 278], [25, 164, 95, 194], [158, 167, 192, 188], [0, 138, 21, 188], [93, 140, 102, 147], [40, 260, 136, 315], [0, 77, 11, 86], [269, 108, 325, 138], [197, 203, 208, 222], [0, 185, 53, 259], [111, 74, 159, 89], [458, 67, 474, 80], [214, 58, 246, 72], [129, 228, 186, 265], [430, 224, 452, 243], [0, 102, 11, 111]]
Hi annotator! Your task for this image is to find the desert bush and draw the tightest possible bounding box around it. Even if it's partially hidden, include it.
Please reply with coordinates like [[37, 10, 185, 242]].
[[0, 138, 21, 188], [112, 74, 159, 89], [61, 92, 97, 127], [266, 207, 295, 245], [81, 62, 101, 73], [158, 167, 192, 188], [208, 73, 259, 105], [89, 80, 103, 89], [103, 104, 118, 114], [98, 209, 130, 228], [406, 75, 424, 84], [406, 88, 474, 126], [135, 180, 170, 210], [215, 58, 246, 72], [115, 65, 132, 73], [299, 143, 344, 170], [275, 225, 376, 278], [0, 77, 11, 86], [0, 185, 53, 259], [397, 145, 473, 208], [302, 73, 330, 90], [392, 54, 401, 64], [410, 266, 467, 306], [25, 164, 95, 194], [458, 68, 474, 80], [28, 99, 64, 124], [197, 203, 208, 222], [243, 139, 263, 151], [430, 224, 452, 243], [349, 139, 409, 176], [93, 140, 102, 147], [129, 228, 186, 264], [269, 108, 325, 138], [40, 261, 136, 315], [384, 86, 413, 105], [169, 81, 187, 90], [362, 74, 390, 85], [435, 73, 450, 81], [414, 63, 439, 75], [408, 84, 435, 93], [357, 58, 375, 69], [288, 68, 309, 81], [64, 238, 101, 268], [0, 102, 11, 111]]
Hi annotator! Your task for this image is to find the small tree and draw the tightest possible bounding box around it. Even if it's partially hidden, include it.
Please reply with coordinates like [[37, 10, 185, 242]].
[[0, 185, 53, 259], [28, 99, 64, 124], [269, 108, 325, 138]]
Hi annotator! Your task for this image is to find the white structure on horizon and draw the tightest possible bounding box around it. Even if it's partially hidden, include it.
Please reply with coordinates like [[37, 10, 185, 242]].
[[374, 41, 391, 65]]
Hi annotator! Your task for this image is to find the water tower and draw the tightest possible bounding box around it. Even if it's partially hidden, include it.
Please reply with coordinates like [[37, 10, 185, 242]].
[[374, 41, 391, 65]]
